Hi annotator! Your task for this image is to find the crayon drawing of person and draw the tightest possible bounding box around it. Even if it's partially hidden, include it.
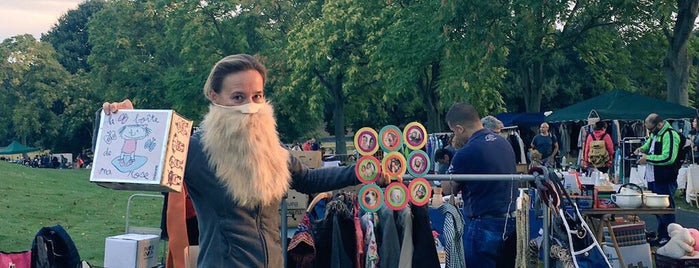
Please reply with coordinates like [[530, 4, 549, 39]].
[[113, 124, 152, 172]]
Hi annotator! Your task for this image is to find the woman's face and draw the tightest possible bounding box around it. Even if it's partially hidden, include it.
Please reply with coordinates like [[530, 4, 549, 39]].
[[209, 69, 265, 106], [693, 118, 698, 130]]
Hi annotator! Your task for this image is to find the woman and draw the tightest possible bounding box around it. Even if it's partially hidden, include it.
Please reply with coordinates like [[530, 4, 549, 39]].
[[104, 54, 388, 267], [691, 116, 699, 163]]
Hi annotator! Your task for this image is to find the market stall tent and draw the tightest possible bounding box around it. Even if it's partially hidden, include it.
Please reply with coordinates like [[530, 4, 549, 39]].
[[0, 141, 40, 154], [495, 112, 545, 128], [545, 89, 698, 122]]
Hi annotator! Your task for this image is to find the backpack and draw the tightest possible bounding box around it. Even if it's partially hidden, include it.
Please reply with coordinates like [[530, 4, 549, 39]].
[[671, 129, 691, 167], [587, 133, 610, 168], [31, 225, 82, 268]]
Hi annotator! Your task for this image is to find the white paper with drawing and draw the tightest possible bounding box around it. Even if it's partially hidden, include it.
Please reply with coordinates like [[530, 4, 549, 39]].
[[90, 109, 192, 192]]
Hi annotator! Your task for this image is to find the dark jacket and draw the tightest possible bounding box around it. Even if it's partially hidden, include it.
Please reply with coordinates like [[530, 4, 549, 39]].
[[184, 131, 358, 267], [639, 122, 680, 183]]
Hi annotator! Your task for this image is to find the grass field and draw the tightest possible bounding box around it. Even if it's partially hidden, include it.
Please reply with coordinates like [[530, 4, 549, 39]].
[[0, 161, 163, 266]]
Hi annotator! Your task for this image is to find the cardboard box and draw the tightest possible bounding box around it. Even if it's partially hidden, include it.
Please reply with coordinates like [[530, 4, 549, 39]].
[[291, 151, 322, 169], [90, 109, 193, 192], [104, 234, 159, 268], [286, 190, 309, 210], [286, 209, 306, 228], [602, 243, 652, 268]]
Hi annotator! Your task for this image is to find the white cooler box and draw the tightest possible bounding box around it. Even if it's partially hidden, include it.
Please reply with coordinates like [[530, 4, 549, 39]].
[[104, 234, 159, 268]]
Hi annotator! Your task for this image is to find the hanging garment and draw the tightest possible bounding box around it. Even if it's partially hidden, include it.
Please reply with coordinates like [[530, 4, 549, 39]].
[[514, 132, 527, 165], [288, 211, 319, 268], [437, 203, 466, 268], [377, 206, 401, 268], [411, 205, 441, 268], [354, 200, 364, 268], [314, 199, 356, 268], [396, 208, 414, 268], [361, 213, 379, 268]]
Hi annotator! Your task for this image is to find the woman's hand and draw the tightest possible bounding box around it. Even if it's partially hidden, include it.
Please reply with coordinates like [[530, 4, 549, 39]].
[[102, 99, 133, 115]]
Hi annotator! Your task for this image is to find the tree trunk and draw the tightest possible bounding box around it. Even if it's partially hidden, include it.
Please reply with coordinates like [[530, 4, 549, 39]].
[[520, 58, 544, 112], [332, 82, 347, 155], [421, 63, 442, 133], [663, 0, 699, 106]]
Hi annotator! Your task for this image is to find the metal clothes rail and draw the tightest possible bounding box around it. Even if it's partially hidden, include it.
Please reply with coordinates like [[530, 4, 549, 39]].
[[281, 172, 555, 268]]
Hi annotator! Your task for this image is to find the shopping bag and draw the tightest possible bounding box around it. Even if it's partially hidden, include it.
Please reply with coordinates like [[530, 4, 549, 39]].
[[0, 250, 31, 268], [628, 165, 647, 188]]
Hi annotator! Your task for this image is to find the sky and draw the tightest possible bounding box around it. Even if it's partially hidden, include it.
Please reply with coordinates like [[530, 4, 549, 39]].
[[0, 0, 84, 40]]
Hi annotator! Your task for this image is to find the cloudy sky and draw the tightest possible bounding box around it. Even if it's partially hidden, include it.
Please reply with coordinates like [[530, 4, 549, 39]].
[[0, 0, 83, 40]]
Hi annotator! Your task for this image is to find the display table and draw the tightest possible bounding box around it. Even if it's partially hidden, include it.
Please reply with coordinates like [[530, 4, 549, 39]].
[[582, 208, 675, 268]]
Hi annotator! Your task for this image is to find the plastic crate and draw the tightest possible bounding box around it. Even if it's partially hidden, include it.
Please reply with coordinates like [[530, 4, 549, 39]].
[[654, 253, 699, 268]]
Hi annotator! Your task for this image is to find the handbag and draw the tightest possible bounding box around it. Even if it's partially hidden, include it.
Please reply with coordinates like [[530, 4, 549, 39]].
[[0, 250, 31, 268], [539, 170, 612, 268]]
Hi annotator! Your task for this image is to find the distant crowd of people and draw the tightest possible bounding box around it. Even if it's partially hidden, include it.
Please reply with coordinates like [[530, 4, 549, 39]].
[[289, 138, 322, 151], [1, 153, 92, 169]]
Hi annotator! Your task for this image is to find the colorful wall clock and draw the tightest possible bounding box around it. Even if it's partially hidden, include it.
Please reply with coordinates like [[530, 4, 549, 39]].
[[354, 155, 381, 184], [409, 178, 431, 206], [382, 151, 406, 181], [358, 184, 383, 212], [384, 182, 410, 211], [379, 125, 403, 152], [407, 150, 430, 177], [403, 122, 427, 150], [353, 127, 379, 156]]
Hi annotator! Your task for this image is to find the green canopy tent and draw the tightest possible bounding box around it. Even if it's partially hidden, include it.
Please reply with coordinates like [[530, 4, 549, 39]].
[[0, 141, 40, 155], [545, 89, 698, 122]]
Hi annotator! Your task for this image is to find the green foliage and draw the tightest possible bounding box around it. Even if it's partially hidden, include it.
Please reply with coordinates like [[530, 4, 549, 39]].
[[42, 0, 105, 74], [0, 35, 70, 147], [284, 0, 384, 154]]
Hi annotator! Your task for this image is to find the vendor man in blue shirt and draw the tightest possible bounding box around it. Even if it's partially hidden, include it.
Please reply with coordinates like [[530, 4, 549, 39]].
[[445, 102, 517, 267]]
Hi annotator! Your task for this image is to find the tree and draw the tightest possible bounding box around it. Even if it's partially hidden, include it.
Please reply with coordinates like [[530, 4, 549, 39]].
[[447, 0, 659, 112], [0, 35, 70, 147], [285, 0, 383, 155], [663, 0, 699, 106], [42, 0, 105, 74]]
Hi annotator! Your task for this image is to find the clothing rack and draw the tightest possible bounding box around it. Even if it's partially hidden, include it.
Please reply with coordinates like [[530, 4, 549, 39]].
[[281, 172, 556, 268]]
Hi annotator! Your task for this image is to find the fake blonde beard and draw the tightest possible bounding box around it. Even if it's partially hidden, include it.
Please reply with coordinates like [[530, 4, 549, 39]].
[[200, 102, 290, 208]]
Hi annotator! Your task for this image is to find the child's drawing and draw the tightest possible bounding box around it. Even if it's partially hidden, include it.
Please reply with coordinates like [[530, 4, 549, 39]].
[[112, 124, 152, 172]]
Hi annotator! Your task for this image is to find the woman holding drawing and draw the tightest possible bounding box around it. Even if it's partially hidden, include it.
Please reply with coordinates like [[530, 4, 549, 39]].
[[103, 54, 388, 267]]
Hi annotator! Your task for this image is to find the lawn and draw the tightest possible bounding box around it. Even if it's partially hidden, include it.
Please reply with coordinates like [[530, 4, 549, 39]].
[[0, 161, 163, 266]]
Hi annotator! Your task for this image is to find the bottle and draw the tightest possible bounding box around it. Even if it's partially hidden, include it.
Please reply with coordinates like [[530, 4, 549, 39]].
[[562, 156, 567, 170]]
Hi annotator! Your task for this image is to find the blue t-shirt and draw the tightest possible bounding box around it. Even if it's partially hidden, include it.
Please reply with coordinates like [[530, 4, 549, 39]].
[[449, 128, 517, 218], [532, 134, 557, 158]]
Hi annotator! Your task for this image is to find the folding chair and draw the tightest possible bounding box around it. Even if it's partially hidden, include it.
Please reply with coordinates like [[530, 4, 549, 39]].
[[125, 193, 167, 267]]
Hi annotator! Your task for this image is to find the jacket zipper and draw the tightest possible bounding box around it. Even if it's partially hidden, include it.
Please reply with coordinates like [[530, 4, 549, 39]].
[[258, 205, 268, 267]]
